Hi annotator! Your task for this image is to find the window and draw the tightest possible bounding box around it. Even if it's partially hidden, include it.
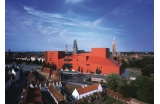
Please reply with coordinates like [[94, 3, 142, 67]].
[[86, 64, 90, 66]]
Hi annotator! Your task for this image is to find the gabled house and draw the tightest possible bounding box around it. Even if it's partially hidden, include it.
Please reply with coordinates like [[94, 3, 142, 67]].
[[72, 83, 103, 100]]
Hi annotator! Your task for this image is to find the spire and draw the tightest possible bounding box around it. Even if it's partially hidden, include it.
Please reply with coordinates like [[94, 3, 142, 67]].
[[113, 37, 116, 44], [73, 39, 78, 54], [65, 45, 68, 54], [112, 37, 116, 56]]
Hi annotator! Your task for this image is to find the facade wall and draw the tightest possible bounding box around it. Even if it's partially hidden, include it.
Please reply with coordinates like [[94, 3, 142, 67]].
[[79, 90, 97, 99], [91, 48, 110, 58], [45, 48, 121, 75], [91, 77, 107, 83], [72, 84, 103, 100], [45, 51, 65, 69], [72, 89, 79, 100]]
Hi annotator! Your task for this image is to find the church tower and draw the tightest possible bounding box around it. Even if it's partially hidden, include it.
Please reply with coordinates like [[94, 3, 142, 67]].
[[73, 39, 78, 54], [65, 45, 68, 54], [112, 37, 116, 56]]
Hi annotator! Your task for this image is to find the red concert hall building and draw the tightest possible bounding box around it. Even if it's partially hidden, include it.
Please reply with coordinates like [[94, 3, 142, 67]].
[[45, 48, 122, 75]]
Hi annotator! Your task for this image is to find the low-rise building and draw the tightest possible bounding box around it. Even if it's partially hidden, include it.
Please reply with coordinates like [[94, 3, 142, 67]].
[[72, 83, 103, 100], [91, 75, 107, 83]]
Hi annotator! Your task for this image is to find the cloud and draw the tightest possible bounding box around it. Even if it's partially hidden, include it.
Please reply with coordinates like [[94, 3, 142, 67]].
[[23, 6, 125, 33], [109, 7, 127, 16], [6, 4, 127, 51], [65, 0, 85, 4], [93, 18, 103, 26]]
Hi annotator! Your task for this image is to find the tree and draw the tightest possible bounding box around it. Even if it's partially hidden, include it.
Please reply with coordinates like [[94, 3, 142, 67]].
[[47, 63, 50, 67], [54, 64, 57, 69], [134, 76, 154, 103], [81, 67, 83, 73], [96, 67, 102, 74], [50, 63, 55, 70], [105, 73, 119, 91], [87, 69, 89, 73], [62, 64, 66, 70], [117, 76, 127, 92], [78, 66, 80, 72], [20, 68, 23, 78], [141, 64, 154, 77], [113, 56, 118, 61], [96, 67, 99, 74], [120, 59, 128, 69]]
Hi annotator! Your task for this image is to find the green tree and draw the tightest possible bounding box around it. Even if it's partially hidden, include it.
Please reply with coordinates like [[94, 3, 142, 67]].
[[20, 68, 23, 78], [87, 69, 89, 73], [117, 76, 127, 93], [78, 66, 80, 72], [120, 59, 128, 69], [54, 64, 57, 69], [96, 67, 99, 74], [134, 76, 154, 103], [113, 56, 118, 61], [96, 67, 102, 74], [141, 64, 154, 76], [62, 64, 66, 70], [81, 67, 83, 73], [50, 63, 55, 70], [105, 73, 119, 91]]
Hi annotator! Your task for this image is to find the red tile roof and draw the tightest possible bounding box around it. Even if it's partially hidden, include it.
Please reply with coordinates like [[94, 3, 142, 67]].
[[52, 71, 59, 76], [41, 67, 50, 73], [49, 86, 64, 102], [25, 88, 42, 104], [106, 89, 123, 98], [77, 83, 99, 95], [106, 89, 130, 101]]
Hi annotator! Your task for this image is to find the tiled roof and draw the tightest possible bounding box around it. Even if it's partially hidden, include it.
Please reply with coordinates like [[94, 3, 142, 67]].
[[107, 89, 124, 99], [27, 73, 36, 84], [77, 83, 99, 95], [49, 86, 64, 102], [52, 71, 59, 76], [106, 89, 130, 101], [41, 67, 50, 73], [25, 88, 42, 104]]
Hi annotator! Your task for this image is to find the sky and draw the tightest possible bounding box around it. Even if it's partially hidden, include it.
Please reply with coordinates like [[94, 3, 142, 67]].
[[5, 0, 154, 52]]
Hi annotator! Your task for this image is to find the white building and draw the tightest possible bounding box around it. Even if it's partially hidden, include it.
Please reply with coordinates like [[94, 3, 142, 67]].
[[72, 83, 103, 100]]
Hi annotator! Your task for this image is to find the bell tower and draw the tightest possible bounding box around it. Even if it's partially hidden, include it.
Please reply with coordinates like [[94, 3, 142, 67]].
[[73, 39, 78, 54], [112, 37, 116, 56]]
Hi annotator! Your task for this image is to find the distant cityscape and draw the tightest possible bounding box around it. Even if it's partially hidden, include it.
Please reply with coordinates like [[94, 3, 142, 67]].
[[5, 38, 154, 104]]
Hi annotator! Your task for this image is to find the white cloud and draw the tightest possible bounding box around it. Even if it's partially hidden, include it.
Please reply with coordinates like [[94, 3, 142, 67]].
[[23, 6, 126, 34], [65, 0, 85, 4], [93, 18, 103, 26], [6, 5, 127, 51]]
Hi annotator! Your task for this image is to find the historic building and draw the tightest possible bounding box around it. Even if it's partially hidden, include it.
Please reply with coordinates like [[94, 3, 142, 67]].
[[65, 45, 68, 54], [73, 39, 78, 54], [72, 83, 103, 100], [112, 37, 116, 56]]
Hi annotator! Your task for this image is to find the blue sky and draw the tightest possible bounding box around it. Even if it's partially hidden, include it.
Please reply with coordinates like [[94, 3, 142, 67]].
[[5, 0, 154, 52]]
